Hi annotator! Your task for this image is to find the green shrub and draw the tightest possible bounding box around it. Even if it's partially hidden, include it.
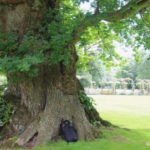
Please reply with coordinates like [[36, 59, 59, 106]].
[[78, 90, 95, 111], [0, 77, 13, 127], [0, 97, 12, 127]]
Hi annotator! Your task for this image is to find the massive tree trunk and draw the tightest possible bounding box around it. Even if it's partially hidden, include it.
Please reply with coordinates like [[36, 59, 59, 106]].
[[0, 0, 103, 147], [3, 53, 100, 146], [2, 49, 100, 146], [6, 62, 98, 146]]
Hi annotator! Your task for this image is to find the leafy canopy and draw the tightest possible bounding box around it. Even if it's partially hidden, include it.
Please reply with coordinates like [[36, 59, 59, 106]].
[[0, 0, 149, 77]]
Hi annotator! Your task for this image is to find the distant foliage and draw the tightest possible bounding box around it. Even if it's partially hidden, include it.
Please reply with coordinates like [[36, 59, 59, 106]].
[[116, 58, 150, 81], [137, 60, 150, 79], [116, 62, 137, 81], [77, 48, 107, 88], [80, 77, 92, 87]]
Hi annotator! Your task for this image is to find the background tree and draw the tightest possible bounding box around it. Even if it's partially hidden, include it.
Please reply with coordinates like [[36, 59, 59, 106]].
[[116, 62, 137, 81], [116, 51, 150, 81], [137, 60, 150, 79], [0, 0, 150, 147], [77, 48, 106, 88]]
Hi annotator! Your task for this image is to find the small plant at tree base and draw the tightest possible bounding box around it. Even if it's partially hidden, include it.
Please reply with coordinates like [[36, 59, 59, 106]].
[[78, 90, 95, 111], [78, 91, 107, 126], [0, 82, 13, 127]]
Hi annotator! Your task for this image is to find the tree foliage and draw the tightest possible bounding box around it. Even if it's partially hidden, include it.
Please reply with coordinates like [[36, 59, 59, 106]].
[[0, 0, 149, 77], [116, 61, 137, 80], [117, 57, 150, 80], [137, 60, 150, 79], [77, 48, 106, 87]]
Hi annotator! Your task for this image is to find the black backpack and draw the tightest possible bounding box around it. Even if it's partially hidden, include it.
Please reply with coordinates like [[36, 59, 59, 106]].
[[59, 120, 78, 143]]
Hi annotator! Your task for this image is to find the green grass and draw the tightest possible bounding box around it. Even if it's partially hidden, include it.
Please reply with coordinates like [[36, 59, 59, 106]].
[[100, 111, 150, 129], [32, 137, 150, 150], [31, 95, 150, 150], [14, 95, 150, 149], [32, 127, 150, 150]]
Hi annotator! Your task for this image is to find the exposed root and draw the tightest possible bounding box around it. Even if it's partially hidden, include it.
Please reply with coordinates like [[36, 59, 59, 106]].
[[16, 120, 38, 146]]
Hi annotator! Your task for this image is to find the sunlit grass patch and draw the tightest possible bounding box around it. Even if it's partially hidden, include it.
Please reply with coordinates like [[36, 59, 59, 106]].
[[100, 111, 150, 129], [33, 126, 150, 150], [15, 95, 150, 150]]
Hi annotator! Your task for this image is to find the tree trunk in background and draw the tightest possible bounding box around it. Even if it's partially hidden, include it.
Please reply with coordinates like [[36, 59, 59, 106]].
[[0, 0, 104, 146]]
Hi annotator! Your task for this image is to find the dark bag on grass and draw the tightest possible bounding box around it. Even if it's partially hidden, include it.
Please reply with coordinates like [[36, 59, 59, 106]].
[[59, 120, 78, 142]]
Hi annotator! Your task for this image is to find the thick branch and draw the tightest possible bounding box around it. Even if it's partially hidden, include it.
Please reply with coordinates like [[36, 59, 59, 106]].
[[73, 0, 150, 43], [0, 0, 25, 4], [100, 0, 150, 22]]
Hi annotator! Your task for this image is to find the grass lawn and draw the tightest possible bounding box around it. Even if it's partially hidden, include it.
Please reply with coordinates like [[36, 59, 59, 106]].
[[15, 95, 150, 150]]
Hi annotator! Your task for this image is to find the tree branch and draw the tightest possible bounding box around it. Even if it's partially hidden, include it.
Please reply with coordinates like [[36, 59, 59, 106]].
[[99, 0, 150, 22], [94, 0, 100, 16], [73, 0, 150, 43]]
